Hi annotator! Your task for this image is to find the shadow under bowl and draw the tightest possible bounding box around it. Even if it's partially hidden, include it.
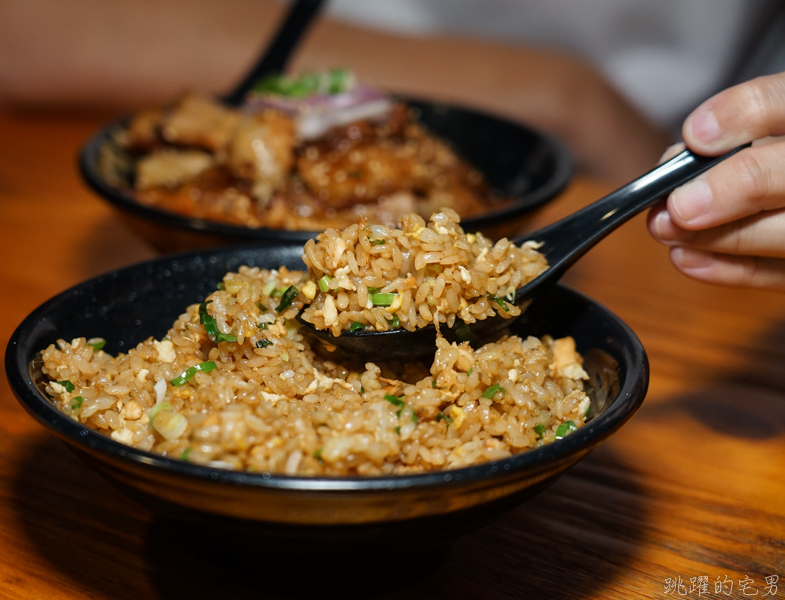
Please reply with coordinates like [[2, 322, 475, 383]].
[[6, 244, 646, 552], [79, 98, 573, 253]]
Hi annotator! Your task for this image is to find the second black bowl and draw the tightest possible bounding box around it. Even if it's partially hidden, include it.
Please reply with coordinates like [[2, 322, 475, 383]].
[[79, 98, 573, 252]]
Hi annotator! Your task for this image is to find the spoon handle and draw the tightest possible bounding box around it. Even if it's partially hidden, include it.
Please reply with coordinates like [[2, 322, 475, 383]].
[[224, 0, 326, 106], [518, 145, 750, 278]]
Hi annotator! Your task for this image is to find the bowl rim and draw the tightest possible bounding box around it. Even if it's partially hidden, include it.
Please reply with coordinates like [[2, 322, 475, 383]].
[[77, 96, 574, 242], [6, 245, 646, 494]]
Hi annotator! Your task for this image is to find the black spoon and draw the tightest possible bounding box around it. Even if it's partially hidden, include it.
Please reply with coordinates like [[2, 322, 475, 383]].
[[299, 145, 749, 360], [223, 0, 325, 106]]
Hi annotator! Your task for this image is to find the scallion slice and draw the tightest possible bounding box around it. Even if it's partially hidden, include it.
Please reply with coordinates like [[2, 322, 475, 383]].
[[386, 314, 400, 328], [487, 293, 510, 312], [436, 414, 452, 427], [256, 339, 273, 349], [171, 360, 218, 386], [384, 393, 404, 407], [87, 338, 106, 352], [482, 383, 507, 399], [149, 402, 173, 424], [317, 275, 333, 293], [256, 302, 269, 312], [199, 301, 237, 343], [534, 424, 545, 439], [71, 396, 83, 411], [371, 293, 396, 306], [555, 420, 578, 439], [276, 286, 300, 313], [254, 68, 353, 98], [180, 447, 192, 461], [56, 380, 75, 393], [369, 238, 385, 246], [455, 323, 480, 345], [349, 321, 365, 332]]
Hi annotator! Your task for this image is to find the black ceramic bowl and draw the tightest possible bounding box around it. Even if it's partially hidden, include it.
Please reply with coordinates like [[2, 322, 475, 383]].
[[79, 98, 573, 252], [6, 245, 646, 551]]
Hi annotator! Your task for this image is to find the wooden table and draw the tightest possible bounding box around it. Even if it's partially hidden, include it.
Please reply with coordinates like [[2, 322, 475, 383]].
[[1, 105, 784, 599]]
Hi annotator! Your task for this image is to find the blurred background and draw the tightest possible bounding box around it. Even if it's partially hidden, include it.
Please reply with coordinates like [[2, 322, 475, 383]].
[[2, 0, 785, 182]]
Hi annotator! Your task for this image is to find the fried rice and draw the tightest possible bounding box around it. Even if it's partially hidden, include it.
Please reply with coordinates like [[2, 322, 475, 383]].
[[39, 265, 590, 476], [300, 208, 548, 336]]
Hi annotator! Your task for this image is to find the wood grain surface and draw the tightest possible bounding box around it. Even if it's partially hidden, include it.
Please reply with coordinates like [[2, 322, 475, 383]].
[[1, 103, 784, 599]]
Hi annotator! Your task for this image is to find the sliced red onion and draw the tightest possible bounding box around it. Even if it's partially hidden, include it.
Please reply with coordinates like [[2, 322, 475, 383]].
[[297, 98, 392, 140], [244, 84, 393, 140]]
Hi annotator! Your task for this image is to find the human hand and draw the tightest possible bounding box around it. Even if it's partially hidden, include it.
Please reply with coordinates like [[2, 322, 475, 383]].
[[647, 72, 785, 290]]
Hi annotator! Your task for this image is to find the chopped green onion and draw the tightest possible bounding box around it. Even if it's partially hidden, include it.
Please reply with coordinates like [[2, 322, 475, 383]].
[[585, 405, 592, 418], [467, 367, 473, 375], [394, 426, 401, 434], [360, 384, 365, 394], [555, 420, 578, 440], [369, 238, 386, 246], [180, 447, 192, 461], [384, 393, 404, 407], [256, 302, 269, 312], [431, 380, 438, 389], [436, 414, 452, 427], [313, 448, 323, 460], [411, 411, 418, 423], [87, 338, 106, 352], [149, 402, 173, 424], [171, 360, 218, 386], [148, 404, 187, 440], [371, 293, 396, 306], [199, 301, 237, 343], [326, 68, 352, 94], [254, 68, 353, 98], [216, 282, 225, 290], [261, 280, 278, 296], [455, 323, 480, 345], [534, 424, 545, 439], [367, 287, 381, 294], [256, 339, 273, 349], [386, 314, 400, 328], [349, 321, 365, 332], [56, 380, 75, 393], [276, 286, 300, 313], [258, 323, 268, 330], [482, 383, 507, 399], [426, 264, 443, 273], [289, 73, 320, 97], [488, 293, 510, 312], [317, 275, 333, 293], [71, 396, 83, 411]]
